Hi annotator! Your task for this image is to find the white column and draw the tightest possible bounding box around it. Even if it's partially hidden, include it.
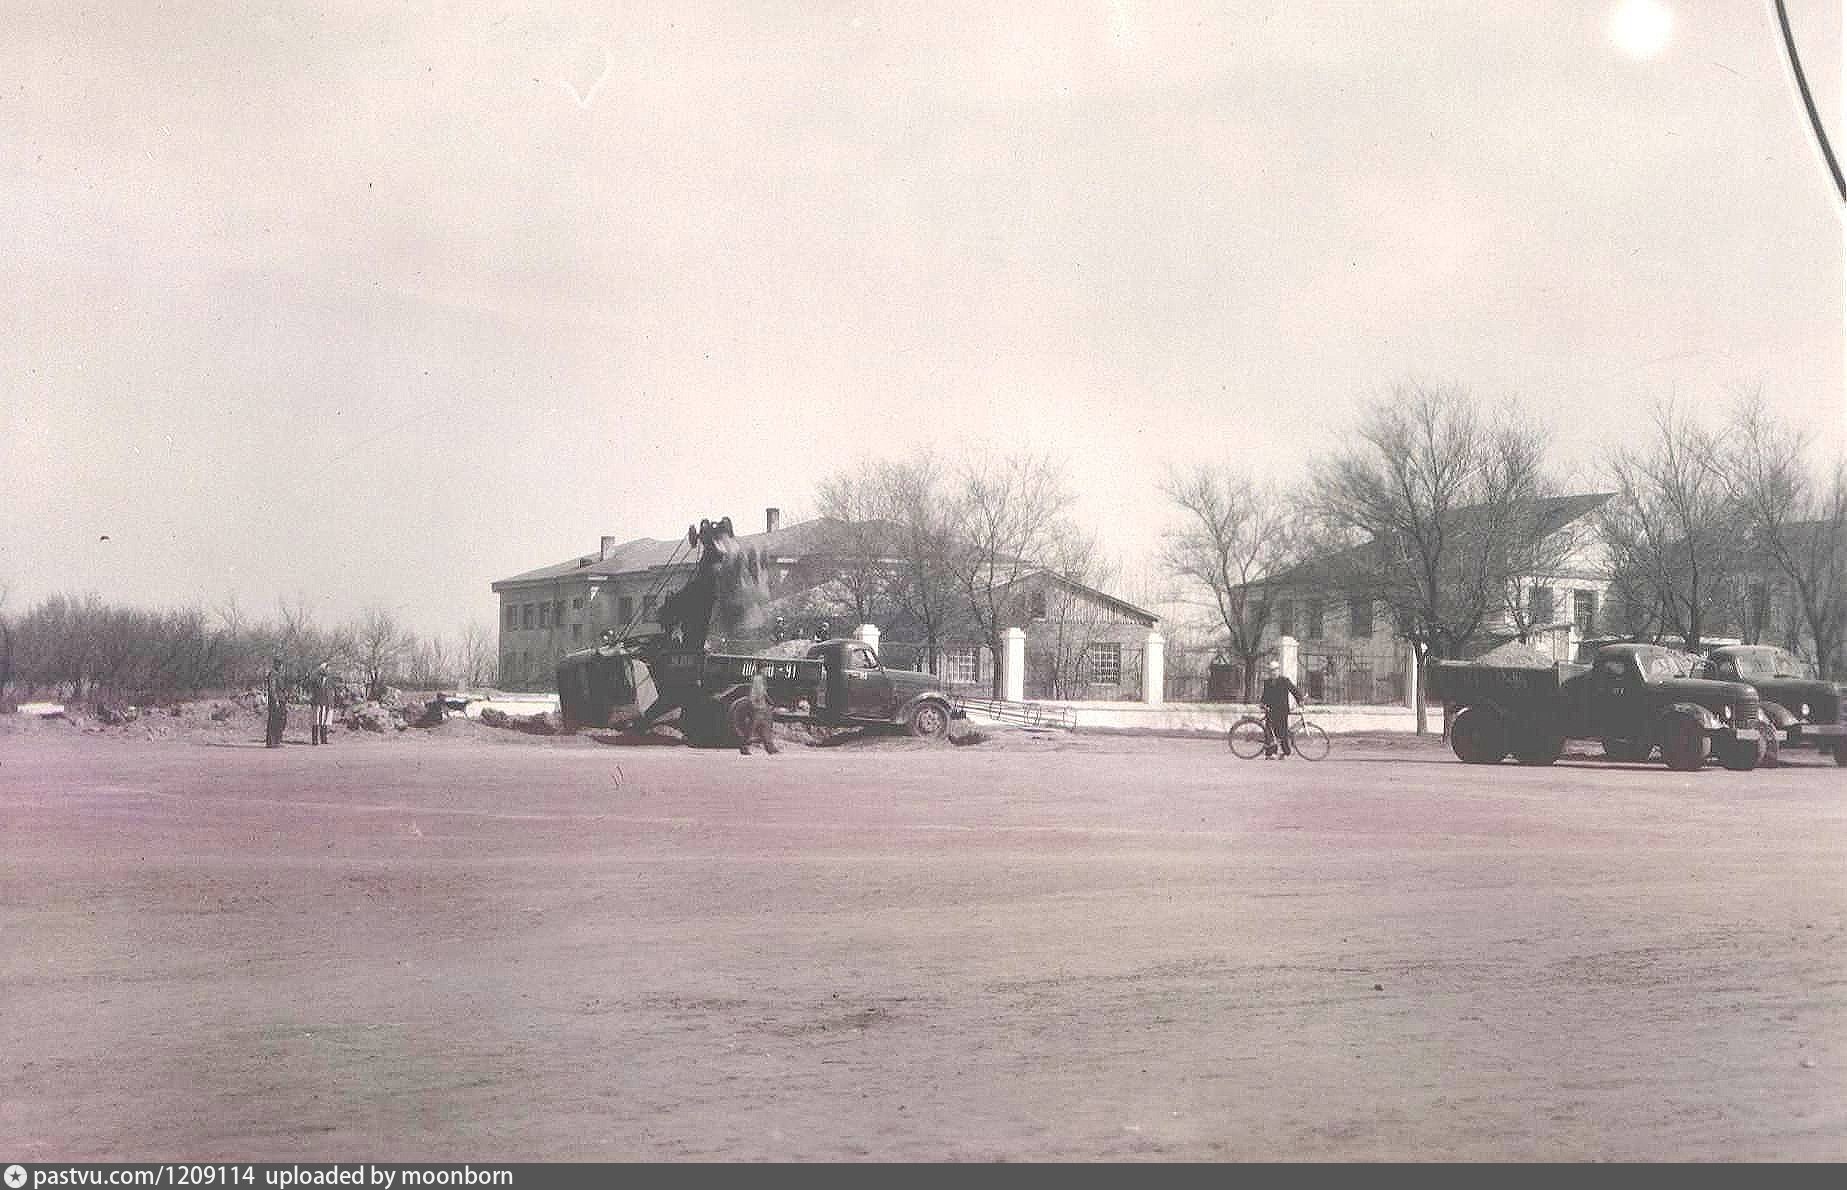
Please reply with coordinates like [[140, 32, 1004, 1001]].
[[1403, 643, 1420, 710], [1277, 634, 1300, 684], [1003, 627, 1026, 702], [1143, 630, 1165, 705], [855, 623, 880, 653]]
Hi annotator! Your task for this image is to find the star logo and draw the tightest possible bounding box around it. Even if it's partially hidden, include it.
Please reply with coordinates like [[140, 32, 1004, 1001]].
[[5, 1165, 28, 1189]]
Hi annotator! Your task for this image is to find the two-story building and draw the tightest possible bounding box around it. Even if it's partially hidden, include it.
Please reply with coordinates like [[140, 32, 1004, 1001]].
[[490, 508, 852, 690], [1251, 493, 1615, 705]]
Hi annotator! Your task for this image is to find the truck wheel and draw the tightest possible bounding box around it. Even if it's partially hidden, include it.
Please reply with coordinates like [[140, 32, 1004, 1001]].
[[1834, 738, 1847, 767], [906, 700, 950, 739], [1512, 732, 1565, 766], [726, 697, 755, 747], [1450, 707, 1507, 764], [1660, 717, 1709, 772], [1602, 738, 1652, 763], [1717, 732, 1760, 772]]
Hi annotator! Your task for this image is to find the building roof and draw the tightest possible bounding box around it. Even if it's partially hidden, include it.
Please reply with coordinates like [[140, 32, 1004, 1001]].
[[492, 516, 866, 588], [1262, 492, 1615, 591], [991, 569, 1160, 626]]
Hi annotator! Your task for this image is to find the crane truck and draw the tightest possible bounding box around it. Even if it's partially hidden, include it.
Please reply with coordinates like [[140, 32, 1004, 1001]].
[[555, 516, 961, 746]]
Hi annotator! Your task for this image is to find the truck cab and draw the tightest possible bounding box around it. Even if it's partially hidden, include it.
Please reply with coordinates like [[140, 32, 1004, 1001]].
[[1569, 644, 1761, 767], [803, 639, 947, 728], [1700, 645, 1847, 766]]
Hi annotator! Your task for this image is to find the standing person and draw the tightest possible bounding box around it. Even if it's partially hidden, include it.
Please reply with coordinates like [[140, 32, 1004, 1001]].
[[309, 662, 335, 745], [1260, 658, 1304, 759], [737, 672, 779, 756], [265, 656, 288, 748]]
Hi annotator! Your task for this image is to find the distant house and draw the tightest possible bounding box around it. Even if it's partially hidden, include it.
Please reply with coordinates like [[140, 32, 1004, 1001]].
[[914, 570, 1160, 701], [1248, 493, 1615, 705]]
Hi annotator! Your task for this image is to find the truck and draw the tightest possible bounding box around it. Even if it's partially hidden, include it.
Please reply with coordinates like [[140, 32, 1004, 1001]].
[[554, 516, 960, 746], [1427, 642, 1765, 771], [1699, 644, 1847, 766]]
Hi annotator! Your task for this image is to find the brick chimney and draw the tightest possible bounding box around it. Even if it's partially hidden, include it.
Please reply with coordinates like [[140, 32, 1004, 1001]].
[[765, 507, 781, 534], [599, 535, 616, 560]]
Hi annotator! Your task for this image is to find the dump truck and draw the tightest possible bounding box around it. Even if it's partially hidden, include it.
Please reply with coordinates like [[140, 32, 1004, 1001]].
[[554, 515, 959, 745], [1700, 644, 1847, 766], [1428, 642, 1764, 771]]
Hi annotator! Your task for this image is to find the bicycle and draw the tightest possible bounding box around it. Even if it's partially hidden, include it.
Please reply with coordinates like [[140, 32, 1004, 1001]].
[[1227, 709, 1329, 761]]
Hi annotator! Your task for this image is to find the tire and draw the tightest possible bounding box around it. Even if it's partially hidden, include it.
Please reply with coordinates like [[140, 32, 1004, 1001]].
[[1602, 738, 1653, 764], [1513, 732, 1565, 766], [1450, 707, 1508, 765], [726, 697, 756, 746], [1660, 716, 1710, 772], [1834, 738, 1847, 767], [1717, 732, 1760, 772], [1228, 717, 1269, 759], [1292, 722, 1330, 761], [906, 700, 950, 739]]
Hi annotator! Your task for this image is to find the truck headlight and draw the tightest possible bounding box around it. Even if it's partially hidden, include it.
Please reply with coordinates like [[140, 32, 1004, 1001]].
[[1799, 703, 1810, 719], [1718, 705, 1732, 721]]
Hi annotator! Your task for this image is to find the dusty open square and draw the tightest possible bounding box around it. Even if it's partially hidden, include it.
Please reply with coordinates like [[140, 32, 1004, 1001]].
[[3, 721, 1843, 1161]]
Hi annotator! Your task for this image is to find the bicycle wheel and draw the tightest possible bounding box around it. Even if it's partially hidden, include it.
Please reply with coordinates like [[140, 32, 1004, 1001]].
[[1292, 722, 1330, 761], [1227, 717, 1270, 759]]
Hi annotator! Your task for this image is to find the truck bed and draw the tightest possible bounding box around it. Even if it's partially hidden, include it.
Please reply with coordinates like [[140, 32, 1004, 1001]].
[[648, 649, 826, 698], [1428, 659, 1590, 707]]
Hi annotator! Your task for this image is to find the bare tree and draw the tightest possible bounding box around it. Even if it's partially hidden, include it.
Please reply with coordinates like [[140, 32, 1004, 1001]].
[[876, 455, 964, 675], [1312, 381, 1556, 733], [945, 451, 1076, 698], [1711, 394, 1847, 676], [352, 608, 415, 700], [1030, 531, 1122, 699], [1598, 400, 1743, 657], [458, 620, 499, 689], [404, 635, 456, 690], [0, 583, 12, 706], [1160, 465, 1299, 700], [813, 469, 901, 628]]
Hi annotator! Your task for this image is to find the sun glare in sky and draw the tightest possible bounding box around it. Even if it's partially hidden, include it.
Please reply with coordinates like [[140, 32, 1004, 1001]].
[[1609, 0, 1675, 59]]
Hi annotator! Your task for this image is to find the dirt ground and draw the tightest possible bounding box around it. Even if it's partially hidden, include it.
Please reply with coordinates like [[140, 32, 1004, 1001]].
[[3, 713, 1843, 1161]]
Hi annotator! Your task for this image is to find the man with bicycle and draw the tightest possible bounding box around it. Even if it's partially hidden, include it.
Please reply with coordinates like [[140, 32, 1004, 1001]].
[[1260, 658, 1304, 759]]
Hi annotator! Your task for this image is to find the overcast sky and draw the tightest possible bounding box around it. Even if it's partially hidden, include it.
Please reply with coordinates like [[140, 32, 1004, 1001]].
[[3, 1, 1841, 640]]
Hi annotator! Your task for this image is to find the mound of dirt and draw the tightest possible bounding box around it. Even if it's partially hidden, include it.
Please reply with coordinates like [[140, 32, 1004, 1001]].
[[1471, 640, 1556, 668]]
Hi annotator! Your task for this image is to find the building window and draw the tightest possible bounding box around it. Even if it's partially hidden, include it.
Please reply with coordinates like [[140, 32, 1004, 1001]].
[[539, 602, 551, 629], [501, 653, 513, 681], [553, 599, 565, 623], [572, 623, 582, 642], [642, 594, 657, 620], [1275, 599, 1294, 638], [618, 596, 634, 624], [945, 647, 981, 685], [1530, 585, 1555, 625], [1305, 599, 1325, 639], [505, 605, 517, 629], [1088, 642, 1122, 685], [1028, 591, 1048, 619], [522, 603, 534, 629], [1349, 597, 1372, 639], [572, 596, 583, 611]]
